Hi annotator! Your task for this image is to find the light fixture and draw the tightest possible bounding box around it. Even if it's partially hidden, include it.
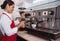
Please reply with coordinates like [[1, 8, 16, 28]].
[[33, 0, 45, 3]]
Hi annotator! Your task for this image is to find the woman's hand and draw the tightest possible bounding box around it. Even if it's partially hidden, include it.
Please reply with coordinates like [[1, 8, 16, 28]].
[[16, 17, 21, 22]]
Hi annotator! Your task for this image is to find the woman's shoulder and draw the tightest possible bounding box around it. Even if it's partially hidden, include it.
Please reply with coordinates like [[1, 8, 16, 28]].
[[0, 14, 11, 22], [1, 14, 8, 19]]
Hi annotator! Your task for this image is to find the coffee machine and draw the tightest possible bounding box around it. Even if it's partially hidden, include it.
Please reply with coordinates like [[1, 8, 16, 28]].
[[36, 6, 60, 31], [25, 6, 60, 31], [24, 6, 60, 41]]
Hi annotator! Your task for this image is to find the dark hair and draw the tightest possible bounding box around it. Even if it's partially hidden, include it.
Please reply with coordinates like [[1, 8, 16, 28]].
[[1, 0, 14, 9], [20, 11, 25, 15]]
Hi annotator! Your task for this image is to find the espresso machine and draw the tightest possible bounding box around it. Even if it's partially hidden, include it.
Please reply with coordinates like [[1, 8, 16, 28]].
[[36, 6, 59, 31], [37, 10, 55, 29], [24, 6, 60, 41]]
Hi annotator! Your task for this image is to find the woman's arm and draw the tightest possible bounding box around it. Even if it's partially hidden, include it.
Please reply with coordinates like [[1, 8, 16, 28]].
[[1, 15, 25, 36]]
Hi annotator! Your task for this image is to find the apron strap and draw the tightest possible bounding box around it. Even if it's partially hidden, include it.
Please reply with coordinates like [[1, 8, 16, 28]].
[[2, 13, 12, 36], [3, 13, 11, 20]]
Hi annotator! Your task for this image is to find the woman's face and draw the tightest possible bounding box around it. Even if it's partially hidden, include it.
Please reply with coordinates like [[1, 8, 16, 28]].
[[6, 4, 15, 13]]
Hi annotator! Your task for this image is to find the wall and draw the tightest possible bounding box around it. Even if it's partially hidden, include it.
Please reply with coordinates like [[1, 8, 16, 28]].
[[0, 0, 5, 19], [28, 0, 60, 10]]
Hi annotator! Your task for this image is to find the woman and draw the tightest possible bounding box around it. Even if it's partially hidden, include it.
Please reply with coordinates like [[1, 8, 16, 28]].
[[0, 0, 25, 41]]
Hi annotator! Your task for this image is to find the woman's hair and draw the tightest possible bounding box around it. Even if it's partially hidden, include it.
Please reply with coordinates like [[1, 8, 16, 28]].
[[1, 0, 14, 9]]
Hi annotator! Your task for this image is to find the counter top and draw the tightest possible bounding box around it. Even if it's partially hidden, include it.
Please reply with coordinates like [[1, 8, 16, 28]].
[[17, 31, 47, 41]]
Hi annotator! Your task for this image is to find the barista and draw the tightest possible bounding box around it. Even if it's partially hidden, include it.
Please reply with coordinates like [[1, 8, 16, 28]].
[[0, 0, 25, 41]]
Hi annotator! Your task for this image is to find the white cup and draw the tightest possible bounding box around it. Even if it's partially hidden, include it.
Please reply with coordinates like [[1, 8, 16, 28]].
[[32, 24, 36, 29]]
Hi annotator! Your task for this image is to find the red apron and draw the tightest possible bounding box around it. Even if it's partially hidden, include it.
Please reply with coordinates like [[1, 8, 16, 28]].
[[2, 13, 17, 41]]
